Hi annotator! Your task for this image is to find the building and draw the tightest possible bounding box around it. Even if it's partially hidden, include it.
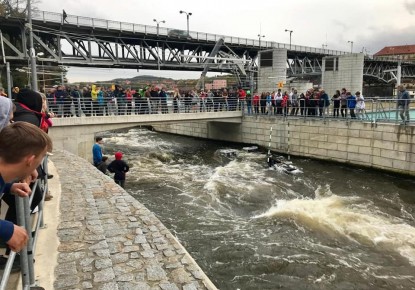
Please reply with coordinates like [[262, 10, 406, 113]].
[[374, 44, 415, 61], [212, 80, 227, 90]]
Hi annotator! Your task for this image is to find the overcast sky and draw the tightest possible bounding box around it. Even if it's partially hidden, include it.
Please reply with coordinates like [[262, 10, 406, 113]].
[[37, 0, 415, 83]]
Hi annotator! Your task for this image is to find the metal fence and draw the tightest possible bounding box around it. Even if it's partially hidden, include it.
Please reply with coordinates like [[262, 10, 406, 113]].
[[0, 156, 49, 290], [49, 96, 412, 125]]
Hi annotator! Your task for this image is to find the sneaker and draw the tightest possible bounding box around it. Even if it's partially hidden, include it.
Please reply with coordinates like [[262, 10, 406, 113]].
[[0, 255, 21, 272]]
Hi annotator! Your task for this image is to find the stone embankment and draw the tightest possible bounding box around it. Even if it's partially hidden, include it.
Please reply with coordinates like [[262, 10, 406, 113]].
[[48, 150, 217, 290]]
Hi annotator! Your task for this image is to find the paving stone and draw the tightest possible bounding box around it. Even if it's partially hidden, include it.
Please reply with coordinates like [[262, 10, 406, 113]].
[[183, 283, 198, 290], [141, 250, 155, 258], [95, 258, 113, 270], [89, 240, 109, 250], [94, 249, 111, 257], [82, 281, 93, 289], [93, 267, 115, 283], [55, 261, 77, 276], [111, 253, 129, 264], [160, 282, 180, 290], [116, 273, 134, 282], [123, 245, 140, 253], [54, 275, 80, 289], [99, 282, 119, 290], [134, 234, 147, 244], [170, 267, 193, 284], [146, 265, 167, 281], [80, 257, 95, 267], [126, 259, 143, 270], [118, 282, 146, 290], [58, 252, 86, 263]]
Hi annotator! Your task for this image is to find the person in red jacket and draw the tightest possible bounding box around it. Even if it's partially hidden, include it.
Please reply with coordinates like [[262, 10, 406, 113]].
[[252, 92, 260, 115], [238, 87, 246, 112], [281, 92, 289, 116]]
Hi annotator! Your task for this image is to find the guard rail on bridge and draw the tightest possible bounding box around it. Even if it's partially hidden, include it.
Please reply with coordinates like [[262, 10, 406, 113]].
[[31, 10, 346, 56]]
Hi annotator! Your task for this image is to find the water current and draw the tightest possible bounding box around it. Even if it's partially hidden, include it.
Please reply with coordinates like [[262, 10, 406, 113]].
[[102, 127, 415, 290]]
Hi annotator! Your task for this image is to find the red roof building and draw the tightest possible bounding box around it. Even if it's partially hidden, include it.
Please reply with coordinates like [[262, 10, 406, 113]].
[[374, 45, 415, 61]]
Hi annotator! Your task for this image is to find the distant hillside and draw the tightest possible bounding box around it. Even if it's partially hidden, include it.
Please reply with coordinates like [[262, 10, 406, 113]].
[[77, 74, 239, 90]]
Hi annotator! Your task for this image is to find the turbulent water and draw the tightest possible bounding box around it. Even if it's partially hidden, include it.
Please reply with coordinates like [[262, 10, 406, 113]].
[[102, 127, 415, 290]]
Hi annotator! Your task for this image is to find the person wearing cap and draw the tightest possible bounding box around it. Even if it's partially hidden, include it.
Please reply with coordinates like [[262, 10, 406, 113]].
[[107, 152, 130, 188]]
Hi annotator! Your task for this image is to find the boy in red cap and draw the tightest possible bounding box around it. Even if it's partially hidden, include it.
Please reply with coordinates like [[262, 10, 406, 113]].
[[107, 152, 130, 188]]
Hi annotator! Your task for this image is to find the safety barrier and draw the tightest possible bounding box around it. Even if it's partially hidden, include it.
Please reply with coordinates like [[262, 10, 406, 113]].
[[49, 97, 412, 124], [0, 156, 49, 290]]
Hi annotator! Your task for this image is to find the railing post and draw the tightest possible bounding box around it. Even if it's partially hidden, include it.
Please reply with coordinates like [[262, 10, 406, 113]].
[[16, 196, 30, 288]]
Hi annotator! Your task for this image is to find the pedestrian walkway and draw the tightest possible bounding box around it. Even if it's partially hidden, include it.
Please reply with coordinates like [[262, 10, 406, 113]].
[[36, 150, 216, 290]]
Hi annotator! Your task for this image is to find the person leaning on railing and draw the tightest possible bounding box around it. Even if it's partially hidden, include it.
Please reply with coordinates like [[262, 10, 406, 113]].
[[397, 85, 411, 123], [0, 122, 53, 255]]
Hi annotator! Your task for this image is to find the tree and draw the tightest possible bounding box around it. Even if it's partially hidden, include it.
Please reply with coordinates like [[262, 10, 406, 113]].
[[0, 0, 39, 18]]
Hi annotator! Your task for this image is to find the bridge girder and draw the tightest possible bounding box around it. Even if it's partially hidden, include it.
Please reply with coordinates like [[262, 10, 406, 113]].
[[1, 12, 415, 87]]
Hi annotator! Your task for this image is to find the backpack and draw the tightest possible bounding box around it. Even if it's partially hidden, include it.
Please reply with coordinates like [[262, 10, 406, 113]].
[[18, 103, 49, 132]]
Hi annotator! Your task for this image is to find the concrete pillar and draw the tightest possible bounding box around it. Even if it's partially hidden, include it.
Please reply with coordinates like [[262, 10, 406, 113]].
[[322, 53, 364, 95], [258, 48, 287, 93]]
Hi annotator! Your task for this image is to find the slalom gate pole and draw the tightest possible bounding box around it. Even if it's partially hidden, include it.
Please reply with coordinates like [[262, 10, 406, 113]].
[[267, 126, 273, 164]]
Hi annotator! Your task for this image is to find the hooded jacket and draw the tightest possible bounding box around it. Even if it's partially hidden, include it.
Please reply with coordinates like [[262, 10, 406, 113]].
[[0, 97, 13, 129], [13, 89, 43, 127]]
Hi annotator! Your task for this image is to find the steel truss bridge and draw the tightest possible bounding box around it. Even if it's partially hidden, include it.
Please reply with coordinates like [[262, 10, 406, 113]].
[[0, 10, 415, 86]]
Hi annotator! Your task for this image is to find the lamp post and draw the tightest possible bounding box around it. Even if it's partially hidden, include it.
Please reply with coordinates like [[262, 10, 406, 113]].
[[27, 0, 38, 91], [258, 34, 265, 50], [347, 40, 354, 53], [179, 10, 192, 36], [285, 29, 293, 50], [153, 19, 165, 36], [36, 52, 45, 90], [153, 19, 165, 70]]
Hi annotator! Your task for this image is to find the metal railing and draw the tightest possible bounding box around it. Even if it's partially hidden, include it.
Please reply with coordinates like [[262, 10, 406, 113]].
[[28, 10, 347, 56], [48, 96, 412, 125], [0, 156, 49, 290]]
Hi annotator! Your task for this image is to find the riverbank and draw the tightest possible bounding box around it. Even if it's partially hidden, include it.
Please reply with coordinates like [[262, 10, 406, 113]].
[[35, 150, 216, 289]]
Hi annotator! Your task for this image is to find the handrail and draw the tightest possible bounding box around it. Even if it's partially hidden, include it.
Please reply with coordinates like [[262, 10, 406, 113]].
[[23, 10, 349, 56], [0, 156, 48, 290], [49, 95, 412, 125]]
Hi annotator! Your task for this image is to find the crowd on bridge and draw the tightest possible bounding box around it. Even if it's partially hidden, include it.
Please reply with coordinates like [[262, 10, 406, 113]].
[[0, 82, 411, 124]]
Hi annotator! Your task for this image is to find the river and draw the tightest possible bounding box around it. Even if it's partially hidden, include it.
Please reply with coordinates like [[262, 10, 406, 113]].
[[102, 127, 415, 290]]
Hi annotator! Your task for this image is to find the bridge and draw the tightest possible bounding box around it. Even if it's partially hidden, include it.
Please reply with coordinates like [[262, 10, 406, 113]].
[[49, 110, 243, 161], [1, 10, 415, 88]]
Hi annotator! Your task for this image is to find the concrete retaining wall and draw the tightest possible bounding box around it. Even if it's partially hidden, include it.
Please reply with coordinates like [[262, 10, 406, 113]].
[[153, 116, 415, 176]]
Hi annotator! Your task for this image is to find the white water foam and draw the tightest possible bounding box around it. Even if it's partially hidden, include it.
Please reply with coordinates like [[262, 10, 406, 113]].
[[255, 193, 415, 265]]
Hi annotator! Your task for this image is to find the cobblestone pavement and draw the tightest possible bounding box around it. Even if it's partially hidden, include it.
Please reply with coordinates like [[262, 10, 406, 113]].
[[51, 150, 217, 290]]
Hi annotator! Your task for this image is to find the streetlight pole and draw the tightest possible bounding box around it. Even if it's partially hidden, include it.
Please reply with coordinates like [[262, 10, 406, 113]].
[[153, 19, 165, 37], [153, 19, 165, 70], [258, 34, 265, 50], [347, 40, 354, 53], [179, 10, 192, 36], [27, 0, 38, 90], [285, 29, 293, 50]]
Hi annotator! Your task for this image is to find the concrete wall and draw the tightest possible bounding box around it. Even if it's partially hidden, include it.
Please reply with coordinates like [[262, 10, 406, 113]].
[[153, 117, 415, 176], [322, 53, 364, 96], [258, 49, 288, 93], [48, 112, 242, 162]]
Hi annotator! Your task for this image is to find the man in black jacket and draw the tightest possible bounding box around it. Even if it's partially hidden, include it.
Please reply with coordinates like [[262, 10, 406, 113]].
[[107, 152, 130, 188]]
